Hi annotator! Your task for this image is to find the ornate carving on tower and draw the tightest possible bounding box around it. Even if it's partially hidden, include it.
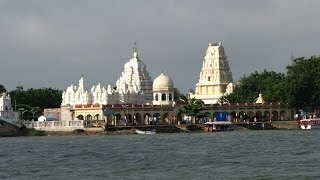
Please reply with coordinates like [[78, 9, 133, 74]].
[[115, 47, 153, 104], [61, 46, 154, 106], [190, 42, 234, 104]]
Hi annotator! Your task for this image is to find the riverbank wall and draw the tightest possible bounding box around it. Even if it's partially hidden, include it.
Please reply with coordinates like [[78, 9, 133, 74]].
[[0, 119, 27, 137], [270, 121, 300, 130]]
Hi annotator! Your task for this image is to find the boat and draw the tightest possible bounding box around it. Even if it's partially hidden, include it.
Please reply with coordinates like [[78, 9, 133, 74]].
[[204, 121, 234, 132], [135, 129, 157, 134], [299, 118, 320, 130]]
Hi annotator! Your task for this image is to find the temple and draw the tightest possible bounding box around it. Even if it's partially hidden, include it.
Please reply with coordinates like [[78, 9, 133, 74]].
[[61, 48, 170, 107], [37, 42, 295, 128], [190, 42, 235, 104]]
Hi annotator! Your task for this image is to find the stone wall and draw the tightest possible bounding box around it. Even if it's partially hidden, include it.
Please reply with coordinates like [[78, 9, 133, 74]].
[[0, 120, 26, 137], [271, 121, 300, 130]]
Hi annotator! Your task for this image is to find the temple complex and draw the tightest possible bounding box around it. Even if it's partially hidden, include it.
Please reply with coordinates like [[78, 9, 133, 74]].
[[53, 42, 295, 126], [190, 42, 235, 104]]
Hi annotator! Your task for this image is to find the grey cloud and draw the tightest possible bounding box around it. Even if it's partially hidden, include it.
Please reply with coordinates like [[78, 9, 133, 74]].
[[0, 0, 319, 93]]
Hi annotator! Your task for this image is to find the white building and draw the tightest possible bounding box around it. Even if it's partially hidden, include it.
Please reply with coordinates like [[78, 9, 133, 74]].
[[152, 73, 175, 106], [0, 92, 19, 121], [190, 42, 235, 104], [0, 93, 12, 112], [61, 48, 171, 106]]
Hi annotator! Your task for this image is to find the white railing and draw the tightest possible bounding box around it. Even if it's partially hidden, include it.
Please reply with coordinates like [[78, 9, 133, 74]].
[[27, 120, 84, 131]]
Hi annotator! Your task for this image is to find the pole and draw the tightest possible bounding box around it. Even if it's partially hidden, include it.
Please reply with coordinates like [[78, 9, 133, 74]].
[[126, 106, 129, 126]]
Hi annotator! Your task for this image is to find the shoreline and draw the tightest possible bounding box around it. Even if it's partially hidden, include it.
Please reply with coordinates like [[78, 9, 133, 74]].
[[27, 121, 300, 137]]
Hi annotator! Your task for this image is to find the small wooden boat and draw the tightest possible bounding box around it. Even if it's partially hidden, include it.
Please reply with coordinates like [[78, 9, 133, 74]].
[[135, 129, 157, 134]]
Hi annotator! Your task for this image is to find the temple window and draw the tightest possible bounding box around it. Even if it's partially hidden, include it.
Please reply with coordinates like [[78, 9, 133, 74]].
[[169, 93, 172, 101], [155, 94, 159, 101], [208, 77, 211, 81], [161, 93, 166, 101]]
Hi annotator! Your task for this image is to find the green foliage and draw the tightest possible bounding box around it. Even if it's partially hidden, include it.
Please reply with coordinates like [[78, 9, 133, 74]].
[[179, 97, 206, 121], [10, 87, 62, 119], [0, 84, 6, 93], [173, 88, 181, 101], [221, 70, 286, 103], [10, 86, 62, 110], [28, 129, 46, 136], [285, 56, 320, 110], [221, 56, 320, 112]]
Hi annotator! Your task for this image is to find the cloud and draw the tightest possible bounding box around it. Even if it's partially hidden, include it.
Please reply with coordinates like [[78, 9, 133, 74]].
[[0, 0, 319, 93]]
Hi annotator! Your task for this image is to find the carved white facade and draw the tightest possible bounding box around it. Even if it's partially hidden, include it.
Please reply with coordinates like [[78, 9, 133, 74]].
[[190, 42, 235, 104], [61, 49, 153, 106]]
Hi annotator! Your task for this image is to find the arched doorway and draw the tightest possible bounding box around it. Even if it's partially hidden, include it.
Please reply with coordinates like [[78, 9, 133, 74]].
[[264, 111, 271, 121], [272, 111, 279, 121], [239, 111, 246, 122], [153, 113, 161, 125], [134, 113, 142, 125], [94, 114, 100, 120], [256, 111, 262, 121], [280, 110, 286, 121], [86, 114, 92, 120], [247, 111, 254, 121], [114, 113, 122, 125], [143, 113, 152, 125], [230, 111, 237, 122], [162, 113, 170, 124], [77, 115, 84, 120]]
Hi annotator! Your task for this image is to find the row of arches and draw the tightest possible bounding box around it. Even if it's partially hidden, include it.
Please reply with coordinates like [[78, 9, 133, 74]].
[[202, 110, 293, 122], [76, 109, 294, 126], [76, 114, 101, 121]]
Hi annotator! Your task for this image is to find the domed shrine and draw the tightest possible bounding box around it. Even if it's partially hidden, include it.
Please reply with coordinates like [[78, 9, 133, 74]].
[[152, 73, 174, 105]]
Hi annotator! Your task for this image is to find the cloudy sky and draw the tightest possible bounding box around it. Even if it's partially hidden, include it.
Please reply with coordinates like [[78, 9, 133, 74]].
[[0, 0, 319, 93]]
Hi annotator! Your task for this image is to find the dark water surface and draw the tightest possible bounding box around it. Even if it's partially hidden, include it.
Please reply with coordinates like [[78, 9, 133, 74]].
[[1, 130, 320, 180]]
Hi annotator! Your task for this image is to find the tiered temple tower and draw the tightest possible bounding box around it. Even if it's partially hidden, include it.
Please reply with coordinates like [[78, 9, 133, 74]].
[[190, 42, 235, 104], [115, 47, 153, 104], [61, 46, 153, 106]]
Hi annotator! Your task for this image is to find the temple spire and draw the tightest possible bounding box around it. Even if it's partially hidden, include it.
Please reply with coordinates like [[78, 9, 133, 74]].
[[133, 42, 139, 59], [133, 42, 137, 53]]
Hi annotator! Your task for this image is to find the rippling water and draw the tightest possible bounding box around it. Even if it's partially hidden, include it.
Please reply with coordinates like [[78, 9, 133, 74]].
[[1, 130, 320, 180]]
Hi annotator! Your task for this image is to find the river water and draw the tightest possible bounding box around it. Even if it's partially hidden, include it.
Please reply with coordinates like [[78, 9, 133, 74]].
[[1, 130, 319, 180]]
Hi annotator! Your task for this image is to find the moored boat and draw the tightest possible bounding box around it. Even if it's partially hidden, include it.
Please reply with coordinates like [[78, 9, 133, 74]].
[[135, 129, 157, 134], [204, 121, 234, 132], [300, 118, 320, 130]]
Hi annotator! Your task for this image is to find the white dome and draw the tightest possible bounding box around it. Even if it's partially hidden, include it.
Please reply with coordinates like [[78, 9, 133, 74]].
[[153, 73, 174, 91]]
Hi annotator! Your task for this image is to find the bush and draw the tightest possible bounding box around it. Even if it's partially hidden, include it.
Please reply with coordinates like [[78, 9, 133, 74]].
[[28, 129, 46, 136]]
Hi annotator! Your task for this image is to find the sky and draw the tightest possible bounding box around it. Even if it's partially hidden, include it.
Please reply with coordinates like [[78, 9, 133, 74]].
[[0, 0, 319, 93]]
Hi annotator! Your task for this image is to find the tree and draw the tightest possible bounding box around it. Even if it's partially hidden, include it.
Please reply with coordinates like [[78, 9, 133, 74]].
[[173, 88, 182, 101], [221, 70, 286, 103], [0, 84, 6, 93], [10, 87, 63, 113], [285, 56, 320, 111], [179, 97, 206, 123]]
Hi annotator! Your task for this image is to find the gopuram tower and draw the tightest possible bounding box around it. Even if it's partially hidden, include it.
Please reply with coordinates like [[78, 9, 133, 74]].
[[190, 42, 235, 104]]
